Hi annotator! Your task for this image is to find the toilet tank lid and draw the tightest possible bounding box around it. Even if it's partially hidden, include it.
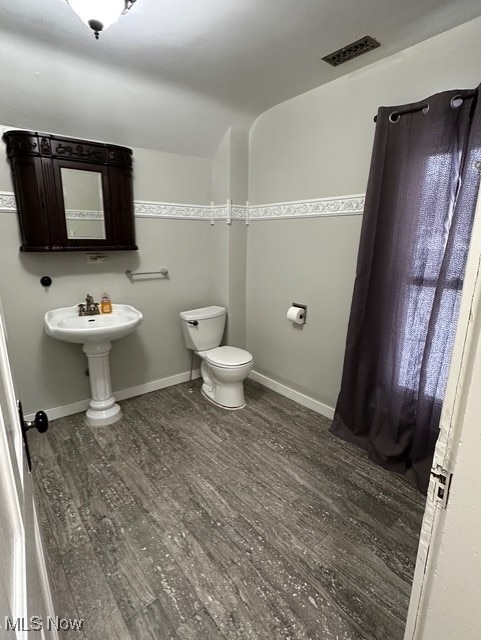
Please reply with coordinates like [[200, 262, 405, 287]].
[[180, 305, 226, 321]]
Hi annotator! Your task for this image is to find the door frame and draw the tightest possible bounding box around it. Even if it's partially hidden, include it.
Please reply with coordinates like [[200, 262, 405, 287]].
[[0, 296, 57, 639], [404, 181, 481, 638]]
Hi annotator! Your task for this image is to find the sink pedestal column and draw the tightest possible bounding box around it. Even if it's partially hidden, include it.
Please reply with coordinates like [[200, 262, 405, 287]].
[[82, 341, 121, 427]]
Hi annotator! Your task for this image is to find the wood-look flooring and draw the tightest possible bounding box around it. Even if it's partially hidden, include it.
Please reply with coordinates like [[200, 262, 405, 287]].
[[29, 380, 425, 640]]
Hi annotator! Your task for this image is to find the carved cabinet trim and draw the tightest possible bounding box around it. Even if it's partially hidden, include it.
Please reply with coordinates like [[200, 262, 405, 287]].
[[2, 130, 138, 252]]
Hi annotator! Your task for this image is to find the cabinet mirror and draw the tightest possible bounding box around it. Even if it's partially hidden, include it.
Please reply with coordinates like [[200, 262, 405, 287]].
[[61, 168, 106, 240], [2, 130, 138, 252]]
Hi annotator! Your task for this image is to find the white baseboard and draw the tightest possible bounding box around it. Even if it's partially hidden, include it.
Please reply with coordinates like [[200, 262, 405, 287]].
[[26, 369, 201, 422], [249, 370, 335, 420], [32, 398, 90, 422], [114, 369, 201, 402], [27, 368, 334, 423]]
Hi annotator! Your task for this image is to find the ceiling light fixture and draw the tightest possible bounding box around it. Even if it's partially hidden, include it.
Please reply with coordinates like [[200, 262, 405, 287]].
[[66, 0, 137, 40]]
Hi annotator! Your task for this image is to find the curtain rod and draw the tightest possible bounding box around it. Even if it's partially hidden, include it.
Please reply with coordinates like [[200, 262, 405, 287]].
[[373, 89, 477, 123]]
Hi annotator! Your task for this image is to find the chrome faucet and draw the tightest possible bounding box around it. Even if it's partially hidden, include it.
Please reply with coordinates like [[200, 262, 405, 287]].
[[78, 294, 100, 316]]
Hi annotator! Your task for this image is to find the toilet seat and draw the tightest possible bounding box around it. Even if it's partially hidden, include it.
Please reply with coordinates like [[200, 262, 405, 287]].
[[204, 346, 253, 368]]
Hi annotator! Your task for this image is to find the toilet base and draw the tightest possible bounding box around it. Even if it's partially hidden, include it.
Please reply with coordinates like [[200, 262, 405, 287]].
[[201, 383, 246, 410]]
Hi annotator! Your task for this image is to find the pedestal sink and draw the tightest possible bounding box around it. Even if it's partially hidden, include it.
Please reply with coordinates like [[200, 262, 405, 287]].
[[45, 304, 143, 427]]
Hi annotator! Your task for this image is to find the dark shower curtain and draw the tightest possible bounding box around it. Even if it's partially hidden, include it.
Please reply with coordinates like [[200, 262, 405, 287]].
[[330, 87, 481, 493]]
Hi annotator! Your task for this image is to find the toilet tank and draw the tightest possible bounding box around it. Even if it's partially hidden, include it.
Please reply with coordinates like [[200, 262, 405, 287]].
[[180, 306, 226, 351]]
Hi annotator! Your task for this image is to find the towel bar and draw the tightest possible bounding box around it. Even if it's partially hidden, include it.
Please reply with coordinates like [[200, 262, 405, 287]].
[[125, 268, 169, 278]]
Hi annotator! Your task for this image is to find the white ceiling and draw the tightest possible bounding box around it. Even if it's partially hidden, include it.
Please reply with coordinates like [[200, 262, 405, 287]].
[[0, 0, 480, 157]]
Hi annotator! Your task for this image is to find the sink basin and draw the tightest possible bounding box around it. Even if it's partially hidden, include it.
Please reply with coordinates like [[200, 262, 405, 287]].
[[45, 304, 143, 344], [44, 303, 143, 427]]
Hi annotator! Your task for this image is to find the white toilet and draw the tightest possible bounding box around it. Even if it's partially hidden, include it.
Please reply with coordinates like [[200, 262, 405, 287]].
[[180, 305, 254, 410]]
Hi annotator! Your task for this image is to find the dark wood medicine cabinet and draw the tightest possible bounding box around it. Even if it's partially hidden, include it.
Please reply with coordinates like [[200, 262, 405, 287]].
[[2, 130, 138, 251]]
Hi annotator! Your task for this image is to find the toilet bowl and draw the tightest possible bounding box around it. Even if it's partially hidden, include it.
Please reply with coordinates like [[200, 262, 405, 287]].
[[199, 346, 254, 409], [180, 306, 254, 410]]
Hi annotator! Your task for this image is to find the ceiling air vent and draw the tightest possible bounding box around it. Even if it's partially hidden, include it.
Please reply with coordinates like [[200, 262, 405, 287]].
[[322, 35, 380, 67]]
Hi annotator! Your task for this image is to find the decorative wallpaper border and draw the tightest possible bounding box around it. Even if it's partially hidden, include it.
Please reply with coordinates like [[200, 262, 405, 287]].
[[0, 192, 16, 212], [66, 210, 104, 220], [0, 191, 364, 221], [135, 200, 221, 220], [248, 195, 364, 220], [135, 194, 364, 221]]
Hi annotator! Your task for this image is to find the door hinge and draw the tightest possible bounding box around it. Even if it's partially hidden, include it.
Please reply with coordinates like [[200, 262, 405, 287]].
[[430, 466, 453, 508]]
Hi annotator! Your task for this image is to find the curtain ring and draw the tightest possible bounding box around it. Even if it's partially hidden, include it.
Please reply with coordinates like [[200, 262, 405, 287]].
[[389, 104, 428, 123], [451, 95, 464, 109]]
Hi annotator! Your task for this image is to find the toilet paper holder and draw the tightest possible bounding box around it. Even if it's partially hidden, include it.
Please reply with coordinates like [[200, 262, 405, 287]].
[[291, 302, 307, 324]]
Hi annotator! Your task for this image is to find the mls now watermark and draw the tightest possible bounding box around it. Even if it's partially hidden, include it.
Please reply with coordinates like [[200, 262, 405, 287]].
[[4, 616, 84, 632]]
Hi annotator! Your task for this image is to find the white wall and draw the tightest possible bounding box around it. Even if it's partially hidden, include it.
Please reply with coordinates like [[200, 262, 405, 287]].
[[247, 216, 361, 410], [246, 16, 481, 412], [133, 148, 211, 204], [210, 128, 249, 347]]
